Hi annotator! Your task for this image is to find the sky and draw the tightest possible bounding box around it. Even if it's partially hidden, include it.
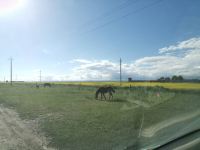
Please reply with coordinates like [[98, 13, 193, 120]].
[[0, 0, 200, 81]]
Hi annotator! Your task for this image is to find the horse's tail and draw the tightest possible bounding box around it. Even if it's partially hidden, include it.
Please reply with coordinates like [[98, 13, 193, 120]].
[[95, 89, 100, 99]]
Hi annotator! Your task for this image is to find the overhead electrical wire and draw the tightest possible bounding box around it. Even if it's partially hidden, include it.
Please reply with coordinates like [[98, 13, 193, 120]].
[[82, 0, 164, 34], [82, 0, 140, 27]]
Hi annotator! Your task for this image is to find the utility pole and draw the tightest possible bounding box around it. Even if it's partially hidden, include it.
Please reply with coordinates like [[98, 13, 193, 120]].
[[39, 70, 42, 82], [9, 58, 13, 85], [15, 74, 18, 82], [120, 58, 122, 86]]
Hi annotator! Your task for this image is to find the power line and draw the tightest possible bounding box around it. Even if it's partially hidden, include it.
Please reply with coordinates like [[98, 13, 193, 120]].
[[83, 0, 164, 34], [82, 0, 140, 27]]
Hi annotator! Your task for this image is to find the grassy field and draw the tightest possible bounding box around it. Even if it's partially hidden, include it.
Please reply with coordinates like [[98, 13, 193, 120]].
[[0, 82, 200, 149]]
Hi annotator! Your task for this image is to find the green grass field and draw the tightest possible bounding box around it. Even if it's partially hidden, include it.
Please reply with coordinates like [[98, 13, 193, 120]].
[[0, 82, 200, 149]]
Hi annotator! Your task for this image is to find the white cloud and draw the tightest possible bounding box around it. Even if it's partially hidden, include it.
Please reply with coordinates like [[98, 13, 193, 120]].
[[70, 59, 92, 64], [42, 49, 52, 55], [195, 66, 200, 69], [66, 37, 200, 81], [66, 60, 120, 81], [159, 37, 200, 54]]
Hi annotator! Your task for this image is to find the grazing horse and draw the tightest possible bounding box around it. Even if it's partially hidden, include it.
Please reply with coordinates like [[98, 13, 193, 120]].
[[44, 83, 51, 87], [36, 84, 40, 88], [95, 86, 115, 100]]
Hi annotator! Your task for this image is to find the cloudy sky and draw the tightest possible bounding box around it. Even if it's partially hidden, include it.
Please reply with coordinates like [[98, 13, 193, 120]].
[[0, 0, 200, 81]]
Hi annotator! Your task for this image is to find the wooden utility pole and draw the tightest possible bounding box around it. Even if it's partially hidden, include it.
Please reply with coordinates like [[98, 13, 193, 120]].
[[120, 58, 122, 86], [15, 74, 18, 81], [39, 70, 42, 82], [9, 58, 13, 85]]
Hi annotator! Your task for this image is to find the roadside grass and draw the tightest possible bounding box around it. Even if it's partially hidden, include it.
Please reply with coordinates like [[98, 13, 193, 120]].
[[0, 83, 200, 149]]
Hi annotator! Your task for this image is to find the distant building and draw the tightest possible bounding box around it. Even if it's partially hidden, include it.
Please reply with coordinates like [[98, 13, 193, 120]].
[[128, 78, 132, 82]]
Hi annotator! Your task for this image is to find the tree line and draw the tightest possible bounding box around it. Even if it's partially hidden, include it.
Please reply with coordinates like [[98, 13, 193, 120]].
[[157, 75, 184, 82]]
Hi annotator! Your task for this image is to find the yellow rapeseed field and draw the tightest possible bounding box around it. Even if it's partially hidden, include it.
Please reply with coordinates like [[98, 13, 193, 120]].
[[54, 81, 200, 90]]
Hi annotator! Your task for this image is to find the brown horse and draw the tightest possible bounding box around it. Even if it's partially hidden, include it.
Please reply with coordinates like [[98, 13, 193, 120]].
[[95, 86, 115, 100], [43, 83, 51, 87]]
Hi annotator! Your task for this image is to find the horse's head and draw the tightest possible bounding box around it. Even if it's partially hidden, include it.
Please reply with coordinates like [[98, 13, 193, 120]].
[[112, 88, 115, 93], [109, 86, 115, 93]]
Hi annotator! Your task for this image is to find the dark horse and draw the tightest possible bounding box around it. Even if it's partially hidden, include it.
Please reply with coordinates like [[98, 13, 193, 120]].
[[44, 83, 51, 87], [95, 86, 115, 100]]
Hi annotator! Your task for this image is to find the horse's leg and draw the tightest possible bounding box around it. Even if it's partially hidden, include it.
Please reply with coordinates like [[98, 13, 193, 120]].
[[95, 93, 98, 100], [101, 93, 103, 100], [109, 92, 113, 100], [103, 93, 106, 100]]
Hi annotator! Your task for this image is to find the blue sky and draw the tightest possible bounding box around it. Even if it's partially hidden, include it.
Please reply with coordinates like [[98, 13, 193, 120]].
[[0, 0, 200, 81]]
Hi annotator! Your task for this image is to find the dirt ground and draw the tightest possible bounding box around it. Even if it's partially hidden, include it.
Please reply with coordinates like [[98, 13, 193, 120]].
[[0, 105, 55, 150]]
